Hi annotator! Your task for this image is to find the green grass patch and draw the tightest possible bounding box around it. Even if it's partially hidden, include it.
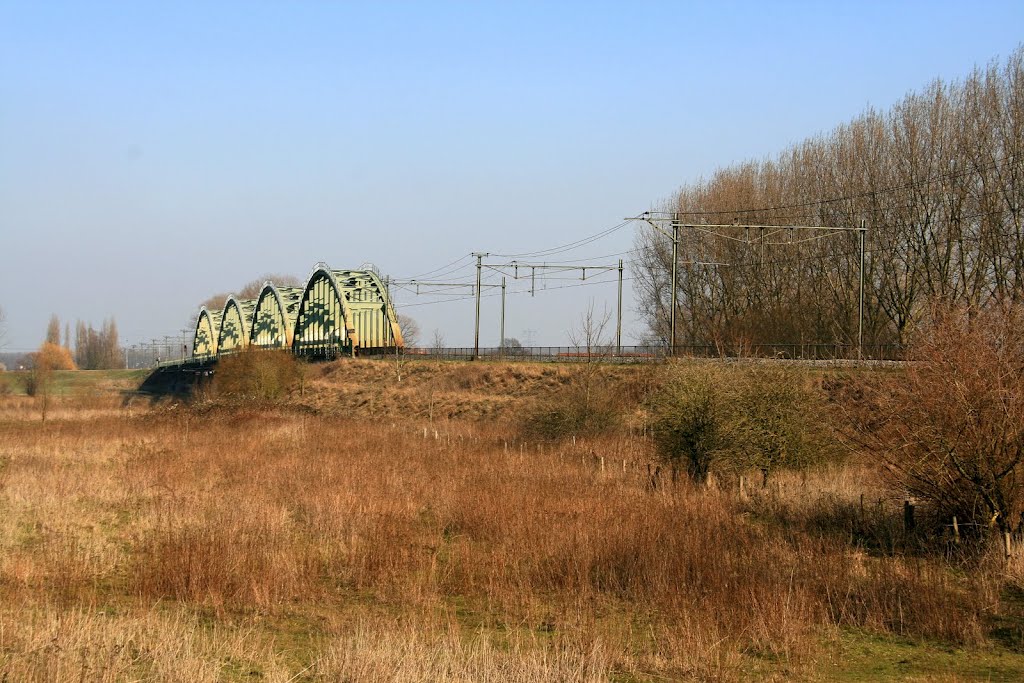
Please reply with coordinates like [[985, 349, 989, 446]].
[[0, 369, 148, 396], [824, 629, 1024, 682]]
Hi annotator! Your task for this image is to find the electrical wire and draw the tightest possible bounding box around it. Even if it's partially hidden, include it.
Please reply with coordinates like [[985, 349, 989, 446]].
[[392, 160, 1020, 315], [394, 253, 474, 281], [393, 270, 632, 309], [489, 220, 632, 259]]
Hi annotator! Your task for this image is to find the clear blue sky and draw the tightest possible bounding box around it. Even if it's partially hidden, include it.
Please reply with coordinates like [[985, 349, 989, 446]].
[[1, 1, 1022, 351]]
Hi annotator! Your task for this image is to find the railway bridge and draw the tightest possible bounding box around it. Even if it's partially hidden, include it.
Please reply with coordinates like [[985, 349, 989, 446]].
[[193, 262, 403, 361], [140, 263, 404, 394]]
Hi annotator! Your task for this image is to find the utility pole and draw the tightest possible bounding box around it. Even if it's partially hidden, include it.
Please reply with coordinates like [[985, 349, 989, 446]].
[[500, 277, 506, 356], [383, 275, 395, 351], [633, 213, 687, 357], [670, 216, 680, 356], [858, 219, 867, 362], [616, 259, 623, 355], [473, 252, 487, 359], [632, 213, 868, 359]]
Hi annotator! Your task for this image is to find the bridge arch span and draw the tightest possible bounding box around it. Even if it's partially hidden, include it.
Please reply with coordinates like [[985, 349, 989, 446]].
[[292, 265, 403, 358], [251, 283, 303, 349], [217, 296, 257, 354], [193, 307, 222, 359]]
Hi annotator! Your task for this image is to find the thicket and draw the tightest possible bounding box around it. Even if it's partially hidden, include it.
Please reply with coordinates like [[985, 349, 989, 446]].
[[858, 304, 1024, 544], [520, 367, 624, 440], [649, 363, 836, 484], [211, 349, 304, 402], [519, 363, 659, 441], [635, 47, 1024, 349]]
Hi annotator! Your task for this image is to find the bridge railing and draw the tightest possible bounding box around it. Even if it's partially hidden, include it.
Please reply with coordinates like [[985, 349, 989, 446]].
[[155, 342, 907, 368], [371, 343, 908, 362]]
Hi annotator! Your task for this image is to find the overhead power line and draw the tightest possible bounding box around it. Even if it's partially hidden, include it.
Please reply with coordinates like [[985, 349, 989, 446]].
[[490, 220, 631, 259], [395, 253, 475, 281]]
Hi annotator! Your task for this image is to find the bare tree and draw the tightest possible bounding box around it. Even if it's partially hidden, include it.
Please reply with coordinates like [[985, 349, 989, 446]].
[[236, 274, 302, 300], [431, 329, 446, 353], [74, 318, 125, 369], [200, 292, 232, 311], [0, 305, 6, 349], [633, 47, 1024, 354], [568, 301, 612, 360], [45, 314, 61, 346], [502, 336, 524, 357], [199, 274, 302, 312], [397, 314, 420, 348]]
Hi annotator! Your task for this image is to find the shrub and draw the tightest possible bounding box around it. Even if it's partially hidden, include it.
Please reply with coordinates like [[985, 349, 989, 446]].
[[873, 303, 1024, 540], [730, 366, 835, 485], [22, 371, 43, 397], [212, 349, 303, 402], [34, 342, 76, 371], [650, 363, 835, 483], [521, 367, 623, 440], [649, 364, 732, 482], [23, 342, 76, 398]]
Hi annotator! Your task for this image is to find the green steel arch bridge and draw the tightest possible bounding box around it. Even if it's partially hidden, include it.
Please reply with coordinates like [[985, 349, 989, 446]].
[[141, 263, 404, 393]]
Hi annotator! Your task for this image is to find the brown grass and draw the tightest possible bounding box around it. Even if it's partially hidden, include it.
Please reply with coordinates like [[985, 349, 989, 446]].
[[292, 358, 656, 423], [0, 362, 1016, 681]]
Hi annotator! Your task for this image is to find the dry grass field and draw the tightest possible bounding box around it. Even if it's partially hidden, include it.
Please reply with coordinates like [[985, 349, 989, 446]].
[[1, 360, 1024, 681]]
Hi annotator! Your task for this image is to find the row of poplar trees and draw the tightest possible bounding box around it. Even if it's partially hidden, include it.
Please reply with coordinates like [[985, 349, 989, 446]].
[[634, 47, 1024, 352], [45, 315, 124, 370]]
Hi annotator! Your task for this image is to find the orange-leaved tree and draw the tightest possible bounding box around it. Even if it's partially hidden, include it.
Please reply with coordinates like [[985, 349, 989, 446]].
[[25, 342, 76, 420]]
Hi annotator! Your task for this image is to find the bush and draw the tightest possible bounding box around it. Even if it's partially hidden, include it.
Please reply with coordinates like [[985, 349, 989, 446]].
[[34, 342, 76, 370], [730, 366, 835, 484], [212, 349, 304, 402], [872, 304, 1024, 540], [23, 342, 76, 398], [649, 365, 732, 482], [521, 368, 623, 440], [650, 363, 834, 483], [22, 371, 43, 397]]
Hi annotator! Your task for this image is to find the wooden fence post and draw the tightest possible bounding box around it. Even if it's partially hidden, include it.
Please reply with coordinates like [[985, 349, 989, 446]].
[[903, 500, 915, 534]]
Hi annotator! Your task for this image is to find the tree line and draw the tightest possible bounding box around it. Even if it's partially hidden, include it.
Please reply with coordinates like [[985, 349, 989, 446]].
[[42, 314, 124, 370], [634, 47, 1024, 350]]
